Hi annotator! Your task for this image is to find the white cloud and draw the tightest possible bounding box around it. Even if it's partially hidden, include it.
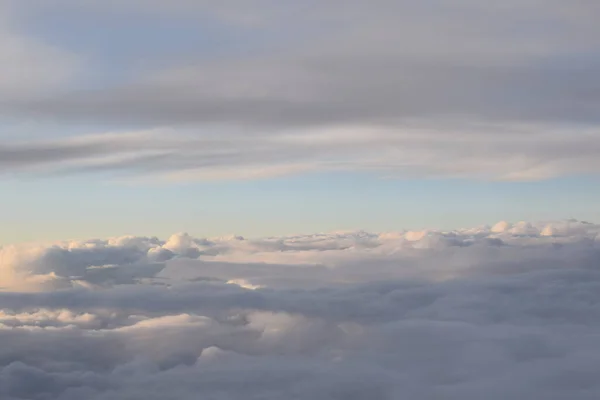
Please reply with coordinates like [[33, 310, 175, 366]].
[[1, 219, 600, 398]]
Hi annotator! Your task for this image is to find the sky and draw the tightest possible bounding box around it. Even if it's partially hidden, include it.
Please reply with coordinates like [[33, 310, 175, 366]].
[[1, 0, 600, 243], [3, 3, 600, 399]]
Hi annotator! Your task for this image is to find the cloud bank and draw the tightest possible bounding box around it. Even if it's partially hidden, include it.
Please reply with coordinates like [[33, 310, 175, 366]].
[[1, 219, 600, 398]]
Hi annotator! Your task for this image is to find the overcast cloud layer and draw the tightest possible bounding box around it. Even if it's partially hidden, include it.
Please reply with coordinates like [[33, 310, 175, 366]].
[[1, 219, 600, 398], [1, 0, 600, 180]]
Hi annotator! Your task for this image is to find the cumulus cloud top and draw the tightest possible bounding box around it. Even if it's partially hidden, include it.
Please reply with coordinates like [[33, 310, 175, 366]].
[[0, 219, 600, 398]]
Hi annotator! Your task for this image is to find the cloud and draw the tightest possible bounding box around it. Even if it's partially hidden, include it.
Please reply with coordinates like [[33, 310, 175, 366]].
[[1, 1, 600, 181], [0, 3, 79, 101], [1, 219, 600, 398], [3, 123, 600, 181], [2, 1, 600, 393]]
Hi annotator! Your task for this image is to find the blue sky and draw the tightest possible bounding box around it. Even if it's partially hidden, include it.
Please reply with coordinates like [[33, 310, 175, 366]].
[[1, 1, 600, 243], [3, 172, 600, 244]]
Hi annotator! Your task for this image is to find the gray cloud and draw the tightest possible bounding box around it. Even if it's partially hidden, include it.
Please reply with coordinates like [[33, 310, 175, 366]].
[[4, 0, 600, 125], [1, 1, 600, 180], [15, 59, 600, 128]]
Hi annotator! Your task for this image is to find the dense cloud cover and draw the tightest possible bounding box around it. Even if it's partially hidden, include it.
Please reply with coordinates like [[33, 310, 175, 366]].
[[0, 219, 599, 398]]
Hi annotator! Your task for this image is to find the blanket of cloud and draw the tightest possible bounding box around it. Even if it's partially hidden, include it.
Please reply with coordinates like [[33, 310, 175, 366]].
[[0, 219, 600, 399]]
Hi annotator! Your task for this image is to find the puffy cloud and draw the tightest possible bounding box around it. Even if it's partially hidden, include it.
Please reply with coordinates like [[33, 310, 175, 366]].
[[0, 237, 167, 291], [491, 220, 511, 233], [1, 219, 600, 398], [540, 219, 591, 237]]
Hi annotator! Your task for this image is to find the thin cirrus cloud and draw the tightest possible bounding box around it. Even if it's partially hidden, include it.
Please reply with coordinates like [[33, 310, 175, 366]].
[[2, 124, 600, 181], [1, 219, 600, 398], [0, 0, 599, 181]]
